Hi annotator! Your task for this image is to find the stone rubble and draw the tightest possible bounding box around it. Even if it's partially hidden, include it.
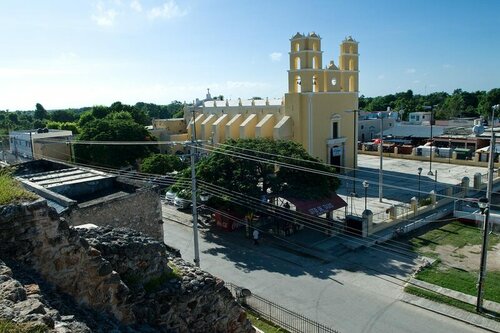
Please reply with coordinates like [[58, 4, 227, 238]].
[[0, 198, 254, 333]]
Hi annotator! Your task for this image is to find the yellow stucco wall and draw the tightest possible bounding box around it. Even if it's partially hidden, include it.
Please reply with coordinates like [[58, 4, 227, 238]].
[[158, 32, 359, 171]]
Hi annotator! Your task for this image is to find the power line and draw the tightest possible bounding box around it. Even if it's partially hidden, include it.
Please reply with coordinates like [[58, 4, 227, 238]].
[[36, 150, 487, 261]]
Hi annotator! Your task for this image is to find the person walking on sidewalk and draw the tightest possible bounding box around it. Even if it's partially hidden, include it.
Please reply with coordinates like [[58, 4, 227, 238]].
[[253, 229, 259, 245]]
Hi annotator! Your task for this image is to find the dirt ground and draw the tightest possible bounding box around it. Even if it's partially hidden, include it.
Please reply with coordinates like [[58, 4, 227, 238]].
[[423, 243, 500, 271]]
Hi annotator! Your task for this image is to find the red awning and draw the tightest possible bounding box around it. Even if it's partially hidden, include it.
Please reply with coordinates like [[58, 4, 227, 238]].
[[286, 193, 347, 216]]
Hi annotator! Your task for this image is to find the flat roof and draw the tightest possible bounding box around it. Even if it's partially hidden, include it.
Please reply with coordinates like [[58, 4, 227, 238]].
[[19, 167, 114, 189]]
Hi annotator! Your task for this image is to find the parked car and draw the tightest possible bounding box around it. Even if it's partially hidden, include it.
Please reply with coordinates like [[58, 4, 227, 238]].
[[165, 189, 177, 204], [174, 190, 191, 210]]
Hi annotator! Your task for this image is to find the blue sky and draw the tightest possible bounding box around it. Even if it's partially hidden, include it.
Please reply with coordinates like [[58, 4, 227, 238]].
[[1, 0, 499, 110]]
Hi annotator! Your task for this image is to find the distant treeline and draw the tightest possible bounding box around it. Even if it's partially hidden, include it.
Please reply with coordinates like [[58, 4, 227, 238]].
[[0, 101, 184, 136], [360, 88, 499, 121]]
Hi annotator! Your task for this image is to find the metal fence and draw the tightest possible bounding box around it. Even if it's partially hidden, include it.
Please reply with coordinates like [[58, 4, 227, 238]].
[[225, 282, 339, 333]]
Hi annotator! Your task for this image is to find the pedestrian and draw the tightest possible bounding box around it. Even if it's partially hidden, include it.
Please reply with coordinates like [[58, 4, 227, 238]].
[[252, 229, 259, 245]]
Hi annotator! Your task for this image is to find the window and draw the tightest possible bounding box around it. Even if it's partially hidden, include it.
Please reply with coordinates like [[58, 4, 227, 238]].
[[332, 122, 339, 139], [361, 125, 364, 130]]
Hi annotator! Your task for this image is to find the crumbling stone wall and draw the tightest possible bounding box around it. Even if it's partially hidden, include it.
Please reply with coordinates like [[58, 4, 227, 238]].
[[67, 187, 163, 241], [78, 226, 254, 333], [0, 199, 254, 333], [0, 199, 133, 323]]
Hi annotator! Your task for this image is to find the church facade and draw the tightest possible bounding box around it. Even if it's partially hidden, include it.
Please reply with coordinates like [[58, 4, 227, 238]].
[[153, 32, 359, 171]]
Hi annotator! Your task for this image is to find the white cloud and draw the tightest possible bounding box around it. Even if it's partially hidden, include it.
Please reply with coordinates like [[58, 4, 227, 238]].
[[377, 74, 385, 80], [91, 3, 118, 26], [405, 68, 416, 74], [148, 0, 187, 19], [130, 0, 142, 12], [269, 52, 282, 62]]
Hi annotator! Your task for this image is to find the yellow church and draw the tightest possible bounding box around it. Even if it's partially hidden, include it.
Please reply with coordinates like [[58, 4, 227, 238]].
[[152, 32, 359, 171]]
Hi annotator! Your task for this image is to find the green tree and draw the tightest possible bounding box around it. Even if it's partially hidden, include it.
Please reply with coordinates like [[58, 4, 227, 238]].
[[46, 121, 62, 130], [60, 122, 79, 134], [75, 118, 155, 167], [478, 88, 500, 119], [34, 103, 48, 120], [50, 109, 78, 122], [78, 111, 95, 127], [140, 154, 185, 174], [195, 138, 339, 200]]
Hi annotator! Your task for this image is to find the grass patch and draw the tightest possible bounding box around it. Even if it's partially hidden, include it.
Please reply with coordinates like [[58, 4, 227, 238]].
[[0, 320, 47, 333], [0, 170, 37, 205], [405, 285, 476, 313], [143, 262, 182, 293], [246, 310, 289, 333], [410, 221, 500, 252], [415, 262, 500, 303]]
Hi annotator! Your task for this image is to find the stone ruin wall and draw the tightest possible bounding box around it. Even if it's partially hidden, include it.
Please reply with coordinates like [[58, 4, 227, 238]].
[[67, 187, 164, 242], [0, 199, 254, 333]]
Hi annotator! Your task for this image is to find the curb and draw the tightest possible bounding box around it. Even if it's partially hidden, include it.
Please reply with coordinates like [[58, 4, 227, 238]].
[[401, 293, 500, 333]]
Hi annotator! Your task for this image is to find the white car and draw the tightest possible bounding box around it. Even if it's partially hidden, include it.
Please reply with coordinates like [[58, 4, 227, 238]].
[[165, 189, 177, 204], [174, 190, 191, 210]]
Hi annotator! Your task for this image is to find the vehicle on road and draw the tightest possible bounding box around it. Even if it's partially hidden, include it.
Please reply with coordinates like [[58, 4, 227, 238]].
[[174, 190, 191, 210], [165, 188, 177, 204]]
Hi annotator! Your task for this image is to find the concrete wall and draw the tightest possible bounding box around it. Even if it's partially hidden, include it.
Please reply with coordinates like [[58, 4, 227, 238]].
[[67, 187, 164, 242]]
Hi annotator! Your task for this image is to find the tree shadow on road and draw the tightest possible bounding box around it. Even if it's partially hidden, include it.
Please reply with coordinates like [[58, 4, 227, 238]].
[[200, 225, 422, 283]]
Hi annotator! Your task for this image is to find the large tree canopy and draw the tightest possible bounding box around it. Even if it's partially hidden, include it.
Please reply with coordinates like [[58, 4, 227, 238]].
[[34, 103, 48, 120], [75, 117, 155, 167], [140, 153, 186, 174], [195, 138, 340, 200]]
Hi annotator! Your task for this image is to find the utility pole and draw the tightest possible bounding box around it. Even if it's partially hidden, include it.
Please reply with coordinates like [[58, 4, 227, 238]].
[[378, 111, 384, 202], [346, 109, 360, 196], [190, 105, 200, 267], [476, 104, 499, 312]]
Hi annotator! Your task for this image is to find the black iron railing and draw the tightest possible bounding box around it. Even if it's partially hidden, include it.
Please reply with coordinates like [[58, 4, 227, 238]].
[[225, 282, 339, 333]]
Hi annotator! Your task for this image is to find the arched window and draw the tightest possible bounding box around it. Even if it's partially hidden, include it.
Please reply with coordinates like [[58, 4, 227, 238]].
[[349, 45, 354, 54], [349, 58, 355, 71], [349, 76, 356, 92], [295, 75, 302, 93], [312, 75, 319, 93], [295, 43, 300, 52], [312, 56, 318, 69], [294, 57, 301, 70]]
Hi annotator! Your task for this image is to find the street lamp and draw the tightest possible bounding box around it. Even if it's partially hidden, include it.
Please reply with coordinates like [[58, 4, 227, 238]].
[[362, 180, 369, 211], [378, 111, 385, 202], [424, 105, 436, 176], [434, 170, 438, 192], [417, 167, 423, 202], [476, 197, 490, 312]]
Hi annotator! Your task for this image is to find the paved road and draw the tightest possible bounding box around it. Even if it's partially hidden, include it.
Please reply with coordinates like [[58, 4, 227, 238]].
[[162, 204, 489, 333]]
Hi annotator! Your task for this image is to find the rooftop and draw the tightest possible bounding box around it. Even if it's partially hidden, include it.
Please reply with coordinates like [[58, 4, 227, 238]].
[[203, 98, 283, 108]]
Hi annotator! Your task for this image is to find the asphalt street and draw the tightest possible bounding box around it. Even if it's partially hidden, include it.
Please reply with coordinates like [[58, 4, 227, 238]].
[[162, 204, 489, 333]]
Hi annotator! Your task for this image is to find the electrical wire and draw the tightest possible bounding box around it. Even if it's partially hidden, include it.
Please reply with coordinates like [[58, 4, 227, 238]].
[[37, 150, 490, 262]]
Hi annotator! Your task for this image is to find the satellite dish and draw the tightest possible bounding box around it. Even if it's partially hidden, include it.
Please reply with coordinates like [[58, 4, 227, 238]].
[[472, 124, 485, 136]]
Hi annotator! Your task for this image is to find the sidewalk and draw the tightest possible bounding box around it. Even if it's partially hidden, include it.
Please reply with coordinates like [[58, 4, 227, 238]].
[[401, 285, 500, 333]]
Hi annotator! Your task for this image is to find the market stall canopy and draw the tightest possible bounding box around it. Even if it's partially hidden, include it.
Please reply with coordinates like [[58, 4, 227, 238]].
[[286, 193, 347, 216]]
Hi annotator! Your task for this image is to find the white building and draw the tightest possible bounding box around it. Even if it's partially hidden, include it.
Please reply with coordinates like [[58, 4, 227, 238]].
[[9, 129, 73, 161]]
